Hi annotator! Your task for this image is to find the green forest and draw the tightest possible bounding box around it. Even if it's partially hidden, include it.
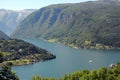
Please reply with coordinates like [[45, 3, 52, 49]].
[[0, 39, 55, 65]]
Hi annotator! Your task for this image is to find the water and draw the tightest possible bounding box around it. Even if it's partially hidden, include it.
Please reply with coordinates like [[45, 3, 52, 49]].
[[12, 38, 120, 80]]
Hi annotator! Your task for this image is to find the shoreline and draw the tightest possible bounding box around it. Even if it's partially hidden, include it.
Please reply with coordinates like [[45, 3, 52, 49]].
[[46, 38, 120, 50], [0, 39, 56, 66], [0, 57, 56, 66]]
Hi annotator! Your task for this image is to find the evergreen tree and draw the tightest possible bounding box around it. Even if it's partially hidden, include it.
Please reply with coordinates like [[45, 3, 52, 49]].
[[0, 65, 19, 80], [0, 52, 3, 63]]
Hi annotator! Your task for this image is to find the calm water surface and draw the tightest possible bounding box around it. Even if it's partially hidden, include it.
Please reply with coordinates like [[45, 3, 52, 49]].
[[12, 39, 120, 80]]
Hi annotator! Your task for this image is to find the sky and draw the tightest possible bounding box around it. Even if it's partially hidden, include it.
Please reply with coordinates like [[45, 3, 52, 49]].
[[0, 0, 95, 10]]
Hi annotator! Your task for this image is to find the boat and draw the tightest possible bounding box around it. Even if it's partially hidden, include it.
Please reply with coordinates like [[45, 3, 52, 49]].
[[89, 60, 93, 63], [109, 64, 115, 68]]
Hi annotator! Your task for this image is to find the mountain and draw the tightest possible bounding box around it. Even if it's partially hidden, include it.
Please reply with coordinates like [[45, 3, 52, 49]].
[[0, 9, 36, 35], [0, 30, 10, 39], [11, 1, 120, 49], [98, 0, 120, 2]]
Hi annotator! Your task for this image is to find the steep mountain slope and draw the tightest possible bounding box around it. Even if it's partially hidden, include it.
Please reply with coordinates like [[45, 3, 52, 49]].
[[0, 30, 10, 39], [11, 1, 120, 49], [0, 9, 36, 35]]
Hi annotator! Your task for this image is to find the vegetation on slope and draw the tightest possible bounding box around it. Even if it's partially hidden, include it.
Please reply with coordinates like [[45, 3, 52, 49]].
[[0, 65, 19, 80], [31, 63, 120, 80], [11, 1, 120, 49], [0, 39, 55, 65]]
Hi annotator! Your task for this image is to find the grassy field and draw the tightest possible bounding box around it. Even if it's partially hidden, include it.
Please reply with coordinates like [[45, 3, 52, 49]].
[[47, 39, 58, 42]]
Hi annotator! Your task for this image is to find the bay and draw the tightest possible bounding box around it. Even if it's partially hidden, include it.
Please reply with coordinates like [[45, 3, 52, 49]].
[[12, 38, 120, 80]]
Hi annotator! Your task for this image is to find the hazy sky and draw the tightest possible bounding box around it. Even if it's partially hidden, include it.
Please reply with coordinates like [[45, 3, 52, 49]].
[[0, 0, 95, 10]]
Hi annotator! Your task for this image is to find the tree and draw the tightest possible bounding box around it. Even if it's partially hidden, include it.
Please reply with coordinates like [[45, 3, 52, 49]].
[[31, 76, 42, 80], [89, 70, 98, 80], [0, 65, 19, 80], [0, 52, 3, 63], [97, 67, 107, 79]]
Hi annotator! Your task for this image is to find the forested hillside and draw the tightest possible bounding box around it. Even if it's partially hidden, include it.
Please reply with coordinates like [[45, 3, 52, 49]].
[[0, 39, 55, 65], [11, 1, 120, 49]]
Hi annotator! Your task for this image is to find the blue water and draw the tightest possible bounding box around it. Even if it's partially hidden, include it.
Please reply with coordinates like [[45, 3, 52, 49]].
[[12, 38, 120, 80]]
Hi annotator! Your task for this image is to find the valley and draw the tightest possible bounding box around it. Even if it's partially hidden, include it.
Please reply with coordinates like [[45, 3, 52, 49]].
[[11, 1, 120, 50], [0, 0, 120, 80]]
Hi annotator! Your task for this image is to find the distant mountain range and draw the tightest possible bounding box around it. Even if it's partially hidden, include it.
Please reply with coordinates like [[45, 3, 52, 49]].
[[0, 30, 10, 39], [11, 1, 120, 49], [98, 0, 120, 2], [0, 9, 36, 35]]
